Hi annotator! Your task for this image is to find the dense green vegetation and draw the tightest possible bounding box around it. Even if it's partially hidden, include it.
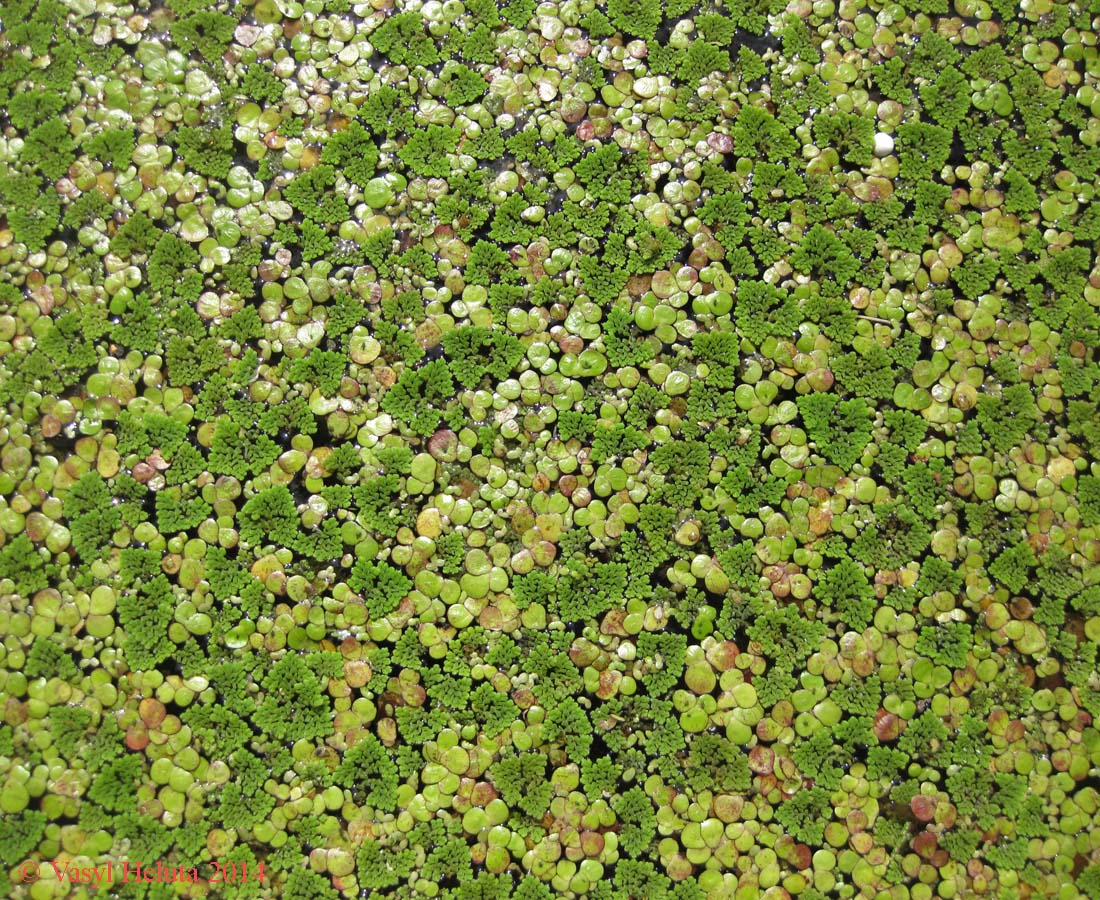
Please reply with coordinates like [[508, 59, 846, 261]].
[[1, 0, 1100, 898]]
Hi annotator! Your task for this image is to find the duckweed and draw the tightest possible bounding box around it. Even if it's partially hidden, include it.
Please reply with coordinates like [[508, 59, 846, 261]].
[[2, 0, 1100, 898]]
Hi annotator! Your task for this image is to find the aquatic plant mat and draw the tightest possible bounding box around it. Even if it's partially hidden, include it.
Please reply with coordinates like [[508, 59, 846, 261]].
[[2, 0, 1100, 898]]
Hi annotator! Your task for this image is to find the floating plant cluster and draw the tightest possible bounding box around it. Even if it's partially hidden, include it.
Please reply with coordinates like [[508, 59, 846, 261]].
[[2, 0, 1100, 899]]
